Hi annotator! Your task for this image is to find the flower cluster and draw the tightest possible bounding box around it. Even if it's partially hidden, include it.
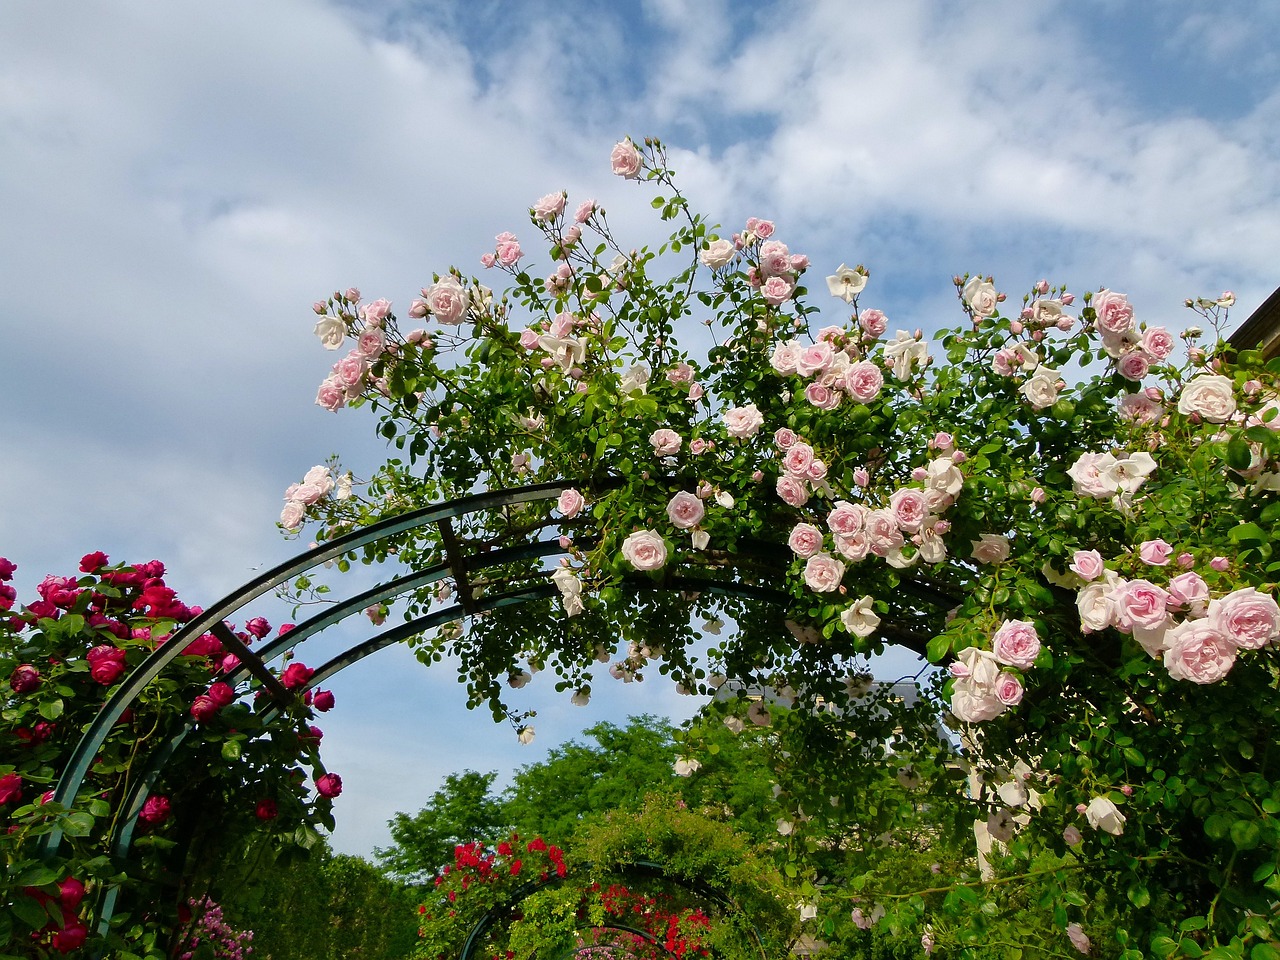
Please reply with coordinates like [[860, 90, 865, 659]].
[[175, 896, 255, 960], [948, 620, 1040, 722]]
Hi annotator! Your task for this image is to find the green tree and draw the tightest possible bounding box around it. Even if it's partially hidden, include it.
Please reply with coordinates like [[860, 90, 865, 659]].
[[376, 770, 507, 882]]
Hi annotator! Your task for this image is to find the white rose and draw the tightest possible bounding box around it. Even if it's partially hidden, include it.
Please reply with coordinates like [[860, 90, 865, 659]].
[[699, 238, 736, 269], [970, 534, 1011, 565], [621, 530, 668, 571], [723, 403, 765, 438], [1020, 367, 1063, 410], [313, 315, 347, 350], [1084, 796, 1126, 835], [1177, 374, 1237, 423], [962, 276, 998, 318], [840, 595, 880, 638]]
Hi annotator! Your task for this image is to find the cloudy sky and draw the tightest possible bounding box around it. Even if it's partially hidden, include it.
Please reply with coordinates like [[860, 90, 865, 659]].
[[3, 0, 1278, 857]]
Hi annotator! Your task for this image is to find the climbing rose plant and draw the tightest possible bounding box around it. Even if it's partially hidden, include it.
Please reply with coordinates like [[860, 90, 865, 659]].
[[0, 555, 342, 957], [289, 137, 1280, 958]]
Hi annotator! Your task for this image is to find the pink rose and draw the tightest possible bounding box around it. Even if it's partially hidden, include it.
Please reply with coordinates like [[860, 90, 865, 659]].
[[783, 442, 815, 477], [758, 240, 792, 277], [723, 404, 764, 438], [281, 662, 314, 690], [1092, 289, 1134, 335], [280, 501, 305, 529], [496, 236, 523, 266], [1138, 539, 1173, 566], [610, 139, 642, 178], [1207, 587, 1280, 650], [788, 523, 825, 558], [970, 534, 1011, 565], [1067, 923, 1091, 956], [1116, 579, 1171, 631], [1069, 550, 1104, 581], [1163, 619, 1235, 683], [774, 427, 797, 450], [994, 671, 1024, 706], [650, 428, 683, 456], [1141, 326, 1174, 359], [865, 509, 904, 554], [666, 492, 706, 530], [332, 350, 368, 390], [0, 773, 22, 805], [315, 773, 343, 798], [794, 342, 835, 377], [574, 199, 596, 223], [1167, 572, 1209, 611], [86, 645, 127, 685], [426, 277, 468, 323], [532, 192, 565, 221], [843, 362, 884, 403], [1116, 350, 1151, 381], [991, 620, 1041, 670], [827, 501, 866, 536], [189, 694, 219, 723], [760, 275, 795, 305], [775, 475, 810, 507], [889, 488, 929, 534], [621, 530, 668, 571], [315, 376, 346, 412], [803, 553, 846, 592], [557, 488, 585, 518], [805, 381, 841, 410], [860, 308, 889, 338], [769, 340, 800, 374]]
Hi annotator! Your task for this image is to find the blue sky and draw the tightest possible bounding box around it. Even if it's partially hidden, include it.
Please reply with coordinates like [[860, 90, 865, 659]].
[[2, 0, 1279, 856]]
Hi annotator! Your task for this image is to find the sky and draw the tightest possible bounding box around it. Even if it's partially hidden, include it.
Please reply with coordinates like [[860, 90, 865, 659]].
[[2, 0, 1279, 857]]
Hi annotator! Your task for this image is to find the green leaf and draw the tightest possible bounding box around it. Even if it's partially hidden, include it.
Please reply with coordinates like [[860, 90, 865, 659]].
[[1229, 522, 1267, 544], [221, 739, 243, 762], [1251, 944, 1280, 960], [1204, 814, 1231, 840], [1127, 883, 1151, 907], [1151, 937, 1179, 958], [1230, 819, 1261, 850], [38, 698, 64, 721], [1226, 436, 1254, 471], [62, 810, 95, 838]]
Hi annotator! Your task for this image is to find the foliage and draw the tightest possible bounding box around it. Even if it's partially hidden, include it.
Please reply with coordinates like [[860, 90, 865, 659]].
[[0, 555, 338, 957], [291, 136, 1280, 957], [378, 771, 508, 884]]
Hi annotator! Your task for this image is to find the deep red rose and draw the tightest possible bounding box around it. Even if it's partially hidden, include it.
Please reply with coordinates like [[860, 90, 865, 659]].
[[281, 662, 314, 690], [0, 583, 16, 610], [79, 552, 109, 573], [255, 798, 278, 821], [315, 773, 342, 798], [189, 695, 219, 723], [0, 557, 15, 581], [312, 689, 336, 712], [51, 919, 88, 954], [139, 794, 171, 824], [9, 663, 41, 694], [207, 682, 236, 707], [244, 616, 271, 639], [0, 773, 24, 805], [180, 633, 223, 658], [86, 645, 127, 685], [59, 877, 85, 909]]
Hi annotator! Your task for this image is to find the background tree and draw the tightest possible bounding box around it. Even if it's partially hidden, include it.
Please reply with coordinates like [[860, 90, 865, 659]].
[[376, 770, 507, 883]]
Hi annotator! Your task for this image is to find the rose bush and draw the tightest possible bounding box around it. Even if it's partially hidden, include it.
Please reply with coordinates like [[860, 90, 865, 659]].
[[289, 137, 1280, 958], [1, 555, 341, 957]]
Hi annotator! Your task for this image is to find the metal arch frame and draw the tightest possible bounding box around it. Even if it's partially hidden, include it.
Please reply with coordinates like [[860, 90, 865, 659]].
[[458, 860, 768, 960], [39, 478, 946, 942]]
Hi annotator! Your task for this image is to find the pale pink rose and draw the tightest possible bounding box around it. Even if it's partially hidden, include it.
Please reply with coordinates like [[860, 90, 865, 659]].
[[723, 403, 765, 438], [280, 501, 305, 529], [805, 381, 841, 410], [774, 427, 797, 450], [690, 438, 711, 455], [1063, 825, 1082, 846], [860, 308, 888, 338], [806, 459, 828, 481], [994, 671, 1024, 706], [1177, 374, 1236, 423], [1069, 550, 1105, 581], [1067, 452, 1119, 498], [666, 492, 706, 530], [688, 383, 704, 401], [1211, 556, 1230, 572], [951, 679, 1006, 723], [557, 488, 585, 518], [788, 523, 825, 558], [783, 442, 815, 477], [760, 275, 795, 305], [834, 530, 871, 561], [758, 240, 792, 277], [1138, 539, 1173, 565], [991, 619, 1041, 669], [745, 217, 774, 239], [357, 325, 385, 358], [970, 534, 1011, 565], [332, 351, 368, 389], [1116, 350, 1151, 381], [621, 530, 667, 571], [1118, 392, 1162, 423], [549, 311, 574, 338], [1163, 619, 1235, 683], [1092, 289, 1134, 335], [650, 428, 683, 456], [532, 192, 565, 221], [1116, 579, 1171, 631], [359, 298, 392, 325], [665, 362, 694, 384], [519, 328, 540, 350], [425, 276, 468, 324], [803, 553, 846, 592], [776, 475, 810, 507], [1067, 923, 1091, 955], [313, 315, 347, 349], [888, 488, 929, 533], [827, 501, 866, 537], [790, 253, 810, 272], [843, 361, 884, 403], [865, 509, 904, 554], [963, 276, 999, 318], [408, 298, 429, 318], [315, 376, 346, 412], [1141, 326, 1174, 359], [574, 199, 596, 223], [853, 467, 870, 487], [697, 237, 735, 269], [480, 252, 496, 268], [610, 139, 642, 178], [1207, 587, 1280, 650], [769, 339, 801, 375]]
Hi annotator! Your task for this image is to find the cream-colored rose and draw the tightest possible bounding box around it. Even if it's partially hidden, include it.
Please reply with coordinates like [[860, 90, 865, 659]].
[[1177, 374, 1237, 423], [1084, 796, 1125, 835], [699, 238, 736, 269], [313, 315, 347, 350], [963, 276, 998, 318]]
